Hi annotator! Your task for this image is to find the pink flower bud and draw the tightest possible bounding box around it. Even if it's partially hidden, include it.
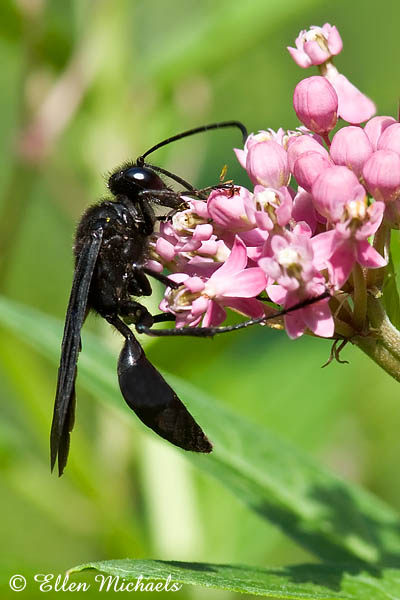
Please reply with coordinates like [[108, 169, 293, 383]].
[[311, 165, 366, 221], [377, 123, 400, 156], [246, 140, 290, 188], [364, 116, 397, 150], [234, 129, 286, 168], [293, 76, 338, 134], [293, 151, 333, 192], [207, 186, 253, 231], [287, 24, 343, 68], [234, 131, 275, 168], [362, 150, 400, 203], [330, 126, 373, 177], [286, 134, 329, 172]]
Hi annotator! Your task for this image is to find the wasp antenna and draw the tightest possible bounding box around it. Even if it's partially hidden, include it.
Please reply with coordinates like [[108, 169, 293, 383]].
[[138, 121, 248, 162], [142, 162, 196, 192]]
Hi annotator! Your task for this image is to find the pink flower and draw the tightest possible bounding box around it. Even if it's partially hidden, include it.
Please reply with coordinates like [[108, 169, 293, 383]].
[[154, 22, 391, 342], [150, 199, 230, 275], [363, 150, 400, 203], [364, 116, 397, 150], [244, 186, 293, 231], [160, 236, 267, 327], [287, 24, 343, 68], [288, 24, 375, 125], [293, 76, 338, 135], [292, 187, 319, 233], [311, 166, 366, 222], [293, 150, 333, 192], [269, 285, 334, 339], [245, 140, 290, 188], [207, 186, 254, 232], [330, 125, 373, 177], [377, 123, 400, 156], [312, 201, 386, 287], [154, 216, 213, 263], [259, 230, 334, 339], [287, 133, 329, 172], [260, 229, 315, 292], [234, 129, 286, 168]]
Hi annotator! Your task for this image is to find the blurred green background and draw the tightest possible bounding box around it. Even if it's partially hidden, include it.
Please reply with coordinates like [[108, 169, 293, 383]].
[[1, 0, 400, 598]]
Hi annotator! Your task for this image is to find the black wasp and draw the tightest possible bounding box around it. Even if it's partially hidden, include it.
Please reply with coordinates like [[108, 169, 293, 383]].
[[51, 121, 248, 476]]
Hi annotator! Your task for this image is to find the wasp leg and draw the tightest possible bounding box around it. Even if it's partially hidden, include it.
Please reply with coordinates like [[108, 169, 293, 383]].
[[135, 292, 332, 338], [139, 266, 180, 289], [138, 189, 188, 209], [152, 313, 176, 324]]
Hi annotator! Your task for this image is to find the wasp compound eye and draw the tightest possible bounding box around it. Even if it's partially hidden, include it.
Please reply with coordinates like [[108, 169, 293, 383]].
[[109, 166, 165, 197], [124, 166, 165, 189]]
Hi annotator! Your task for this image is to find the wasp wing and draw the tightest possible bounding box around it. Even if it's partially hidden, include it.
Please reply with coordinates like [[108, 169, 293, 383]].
[[118, 337, 212, 453], [51, 228, 103, 476]]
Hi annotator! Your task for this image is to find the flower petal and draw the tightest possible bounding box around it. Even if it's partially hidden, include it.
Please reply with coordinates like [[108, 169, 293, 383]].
[[266, 284, 287, 305], [156, 237, 175, 261], [203, 301, 226, 327], [211, 268, 267, 298], [303, 301, 335, 337], [144, 259, 163, 273], [211, 235, 248, 279], [326, 72, 376, 124], [234, 147, 247, 169], [184, 276, 205, 293], [284, 312, 306, 339], [193, 223, 213, 241], [311, 230, 336, 269], [356, 240, 387, 268], [328, 241, 356, 287], [191, 295, 210, 316], [226, 297, 266, 319], [189, 198, 210, 219]]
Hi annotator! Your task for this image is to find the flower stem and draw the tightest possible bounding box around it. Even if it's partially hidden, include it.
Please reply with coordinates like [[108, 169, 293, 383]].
[[351, 263, 367, 331], [367, 222, 390, 289], [352, 295, 400, 382], [322, 132, 331, 147]]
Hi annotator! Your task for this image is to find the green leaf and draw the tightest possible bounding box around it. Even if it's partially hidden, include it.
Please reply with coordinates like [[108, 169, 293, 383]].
[[1, 296, 400, 566], [382, 252, 400, 329], [69, 559, 400, 599]]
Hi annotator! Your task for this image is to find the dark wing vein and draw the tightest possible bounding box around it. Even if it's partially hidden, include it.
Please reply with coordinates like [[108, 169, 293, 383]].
[[50, 228, 103, 475]]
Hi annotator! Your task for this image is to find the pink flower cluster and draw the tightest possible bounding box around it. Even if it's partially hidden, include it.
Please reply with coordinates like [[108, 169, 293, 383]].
[[148, 24, 397, 340]]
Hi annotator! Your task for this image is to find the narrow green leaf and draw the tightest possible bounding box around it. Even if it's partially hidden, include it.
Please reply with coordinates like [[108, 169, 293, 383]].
[[69, 559, 400, 599], [382, 253, 400, 329], [1, 297, 400, 566]]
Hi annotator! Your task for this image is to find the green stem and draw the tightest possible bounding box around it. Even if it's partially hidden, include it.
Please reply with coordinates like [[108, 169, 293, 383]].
[[352, 296, 400, 382], [367, 222, 390, 289], [352, 263, 367, 331]]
